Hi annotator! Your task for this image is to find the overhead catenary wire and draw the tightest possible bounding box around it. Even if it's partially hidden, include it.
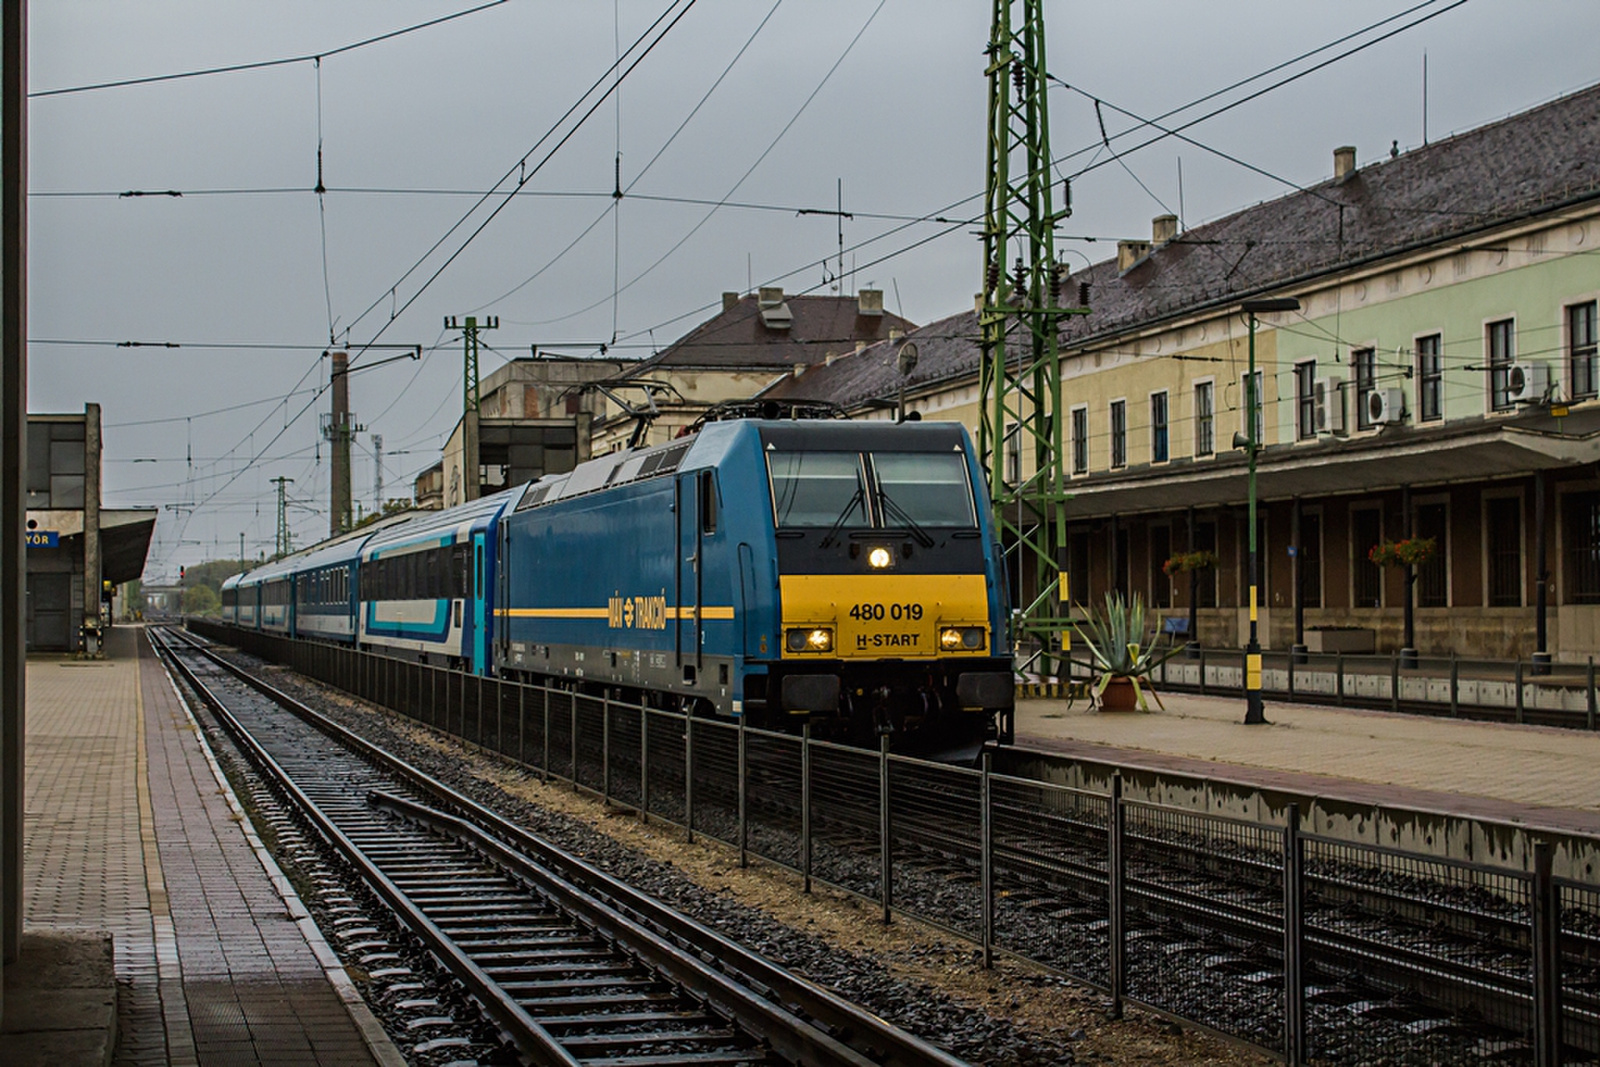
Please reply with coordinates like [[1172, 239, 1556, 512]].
[[28, 1, 509, 98]]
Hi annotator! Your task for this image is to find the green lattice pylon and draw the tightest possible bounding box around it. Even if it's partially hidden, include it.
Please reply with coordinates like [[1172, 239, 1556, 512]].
[[977, 0, 1089, 679]]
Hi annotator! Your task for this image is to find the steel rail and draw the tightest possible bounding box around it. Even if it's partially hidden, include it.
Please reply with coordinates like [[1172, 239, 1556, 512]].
[[159, 626, 971, 1067]]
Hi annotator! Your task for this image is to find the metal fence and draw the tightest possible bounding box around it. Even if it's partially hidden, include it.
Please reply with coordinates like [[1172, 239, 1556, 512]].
[[187, 619, 1598, 1066], [1143, 647, 1600, 730]]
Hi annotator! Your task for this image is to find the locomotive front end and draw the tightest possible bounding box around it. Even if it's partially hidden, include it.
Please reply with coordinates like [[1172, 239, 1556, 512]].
[[758, 422, 1013, 757]]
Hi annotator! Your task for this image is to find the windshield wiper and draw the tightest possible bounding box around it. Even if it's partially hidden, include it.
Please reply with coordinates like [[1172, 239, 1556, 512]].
[[819, 486, 865, 548], [878, 490, 936, 548]]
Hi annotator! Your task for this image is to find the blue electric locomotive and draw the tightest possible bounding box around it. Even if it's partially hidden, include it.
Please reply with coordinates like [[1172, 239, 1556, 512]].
[[496, 417, 1013, 754]]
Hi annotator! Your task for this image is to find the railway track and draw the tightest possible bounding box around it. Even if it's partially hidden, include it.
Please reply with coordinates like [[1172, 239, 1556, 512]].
[[150, 626, 971, 1067]]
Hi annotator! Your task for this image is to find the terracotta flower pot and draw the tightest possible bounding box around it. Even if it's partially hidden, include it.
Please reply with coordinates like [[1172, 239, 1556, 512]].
[[1099, 675, 1140, 711]]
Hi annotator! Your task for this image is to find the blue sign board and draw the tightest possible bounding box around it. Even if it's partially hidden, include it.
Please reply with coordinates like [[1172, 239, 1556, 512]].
[[25, 530, 59, 548]]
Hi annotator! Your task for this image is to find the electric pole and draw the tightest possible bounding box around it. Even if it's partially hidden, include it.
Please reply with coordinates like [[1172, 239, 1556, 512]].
[[978, 0, 1089, 681], [271, 476, 293, 558], [323, 350, 365, 536], [371, 433, 384, 513], [445, 315, 498, 415]]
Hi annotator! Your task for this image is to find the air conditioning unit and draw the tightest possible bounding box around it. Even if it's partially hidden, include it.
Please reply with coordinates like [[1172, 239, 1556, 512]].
[[1313, 377, 1345, 434], [1367, 387, 1405, 425], [1508, 361, 1551, 403]]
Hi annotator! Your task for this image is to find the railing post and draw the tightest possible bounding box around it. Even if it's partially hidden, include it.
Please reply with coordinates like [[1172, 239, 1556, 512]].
[[1390, 651, 1400, 713], [802, 724, 813, 895], [602, 691, 611, 806], [1287, 647, 1296, 701], [518, 682, 527, 765], [541, 688, 551, 783], [570, 693, 578, 790], [1516, 658, 1526, 724], [981, 751, 994, 969], [1108, 772, 1125, 1020], [1198, 648, 1207, 695], [684, 715, 695, 843], [430, 665, 437, 728], [640, 706, 650, 823], [1336, 651, 1345, 706], [880, 733, 892, 925], [1532, 840, 1561, 1067], [1450, 653, 1460, 718], [737, 715, 748, 869], [1284, 802, 1305, 1066], [477, 675, 486, 748], [495, 679, 504, 754]]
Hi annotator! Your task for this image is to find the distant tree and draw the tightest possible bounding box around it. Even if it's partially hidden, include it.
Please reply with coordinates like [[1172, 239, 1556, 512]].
[[182, 583, 220, 615], [123, 578, 146, 620], [185, 559, 248, 594]]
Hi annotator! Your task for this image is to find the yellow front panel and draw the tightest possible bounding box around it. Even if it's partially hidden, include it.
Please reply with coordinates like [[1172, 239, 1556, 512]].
[[779, 574, 989, 659]]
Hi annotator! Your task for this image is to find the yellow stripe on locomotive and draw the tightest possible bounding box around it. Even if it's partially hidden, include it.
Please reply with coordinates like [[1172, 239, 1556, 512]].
[[777, 574, 990, 659]]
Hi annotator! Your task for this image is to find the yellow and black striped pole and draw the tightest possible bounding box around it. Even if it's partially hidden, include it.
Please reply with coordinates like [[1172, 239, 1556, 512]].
[[1240, 298, 1299, 725]]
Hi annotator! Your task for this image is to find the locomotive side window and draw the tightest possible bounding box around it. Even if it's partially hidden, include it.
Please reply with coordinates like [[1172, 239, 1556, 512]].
[[768, 452, 866, 528], [870, 452, 975, 527], [699, 470, 718, 534]]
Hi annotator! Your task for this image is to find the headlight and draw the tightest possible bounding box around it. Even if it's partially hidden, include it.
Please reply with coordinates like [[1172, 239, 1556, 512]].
[[939, 627, 986, 651], [786, 627, 834, 653], [866, 546, 893, 569]]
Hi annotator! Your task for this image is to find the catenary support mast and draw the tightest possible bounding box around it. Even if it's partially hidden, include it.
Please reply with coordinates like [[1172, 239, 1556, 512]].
[[978, 0, 1087, 678]]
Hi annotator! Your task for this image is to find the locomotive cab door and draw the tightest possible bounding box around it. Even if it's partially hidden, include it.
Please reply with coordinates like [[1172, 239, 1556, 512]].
[[675, 472, 706, 682]]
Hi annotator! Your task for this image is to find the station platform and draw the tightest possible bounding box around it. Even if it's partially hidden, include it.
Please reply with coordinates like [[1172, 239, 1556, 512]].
[[1013, 685, 1600, 838], [2, 626, 401, 1066]]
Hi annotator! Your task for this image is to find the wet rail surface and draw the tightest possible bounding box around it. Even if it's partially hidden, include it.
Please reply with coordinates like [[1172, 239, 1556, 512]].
[[151, 626, 970, 1067]]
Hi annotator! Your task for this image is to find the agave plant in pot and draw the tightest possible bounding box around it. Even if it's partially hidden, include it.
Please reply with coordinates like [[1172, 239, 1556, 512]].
[[1072, 591, 1183, 711]]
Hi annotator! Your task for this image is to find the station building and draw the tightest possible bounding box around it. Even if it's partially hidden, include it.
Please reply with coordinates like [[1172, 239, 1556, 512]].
[[762, 83, 1600, 662], [24, 404, 156, 651]]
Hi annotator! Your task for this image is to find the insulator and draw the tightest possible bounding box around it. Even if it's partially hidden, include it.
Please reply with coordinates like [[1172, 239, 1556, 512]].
[[1012, 59, 1026, 101], [1078, 281, 1091, 307], [1049, 268, 1061, 305], [1012, 258, 1028, 298], [1061, 178, 1072, 217], [986, 260, 1000, 295]]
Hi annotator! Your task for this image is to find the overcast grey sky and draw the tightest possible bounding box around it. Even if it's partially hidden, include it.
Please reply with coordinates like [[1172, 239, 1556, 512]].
[[25, 0, 1600, 581]]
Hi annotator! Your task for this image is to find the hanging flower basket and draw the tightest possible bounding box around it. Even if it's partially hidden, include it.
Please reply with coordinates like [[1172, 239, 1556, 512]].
[[1368, 536, 1437, 568], [1162, 550, 1219, 576]]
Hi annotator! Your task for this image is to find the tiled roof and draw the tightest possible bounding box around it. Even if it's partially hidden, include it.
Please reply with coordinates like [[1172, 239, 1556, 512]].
[[766, 82, 1600, 411], [628, 293, 916, 375]]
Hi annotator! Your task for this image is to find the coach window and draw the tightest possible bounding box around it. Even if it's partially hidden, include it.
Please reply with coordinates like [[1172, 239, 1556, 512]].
[[699, 470, 718, 534]]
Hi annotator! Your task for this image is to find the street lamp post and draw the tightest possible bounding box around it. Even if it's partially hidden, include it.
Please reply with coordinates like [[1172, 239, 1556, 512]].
[[1240, 297, 1300, 725]]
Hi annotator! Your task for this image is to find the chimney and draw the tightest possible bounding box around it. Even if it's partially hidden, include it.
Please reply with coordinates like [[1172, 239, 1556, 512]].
[[889, 328, 903, 343], [758, 286, 784, 307], [1152, 213, 1178, 245], [1334, 145, 1357, 181], [857, 288, 884, 316], [722, 291, 739, 312], [1117, 239, 1152, 273]]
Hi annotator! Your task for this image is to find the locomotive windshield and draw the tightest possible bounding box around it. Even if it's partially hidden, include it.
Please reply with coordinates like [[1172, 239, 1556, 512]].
[[769, 452, 866, 527], [767, 450, 975, 529]]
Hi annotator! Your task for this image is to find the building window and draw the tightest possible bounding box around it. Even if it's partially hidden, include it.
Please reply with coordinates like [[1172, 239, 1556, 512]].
[[1487, 496, 1523, 606], [1353, 347, 1377, 430], [1070, 407, 1088, 474], [1417, 334, 1442, 421], [1487, 319, 1515, 412], [1240, 370, 1264, 445], [1194, 381, 1215, 456], [1352, 507, 1383, 607], [1299, 511, 1323, 608], [1416, 502, 1448, 608], [1571, 302, 1597, 401], [1109, 400, 1127, 468], [1565, 491, 1600, 604], [1294, 361, 1317, 440], [1003, 421, 1021, 486], [1150, 391, 1169, 463]]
